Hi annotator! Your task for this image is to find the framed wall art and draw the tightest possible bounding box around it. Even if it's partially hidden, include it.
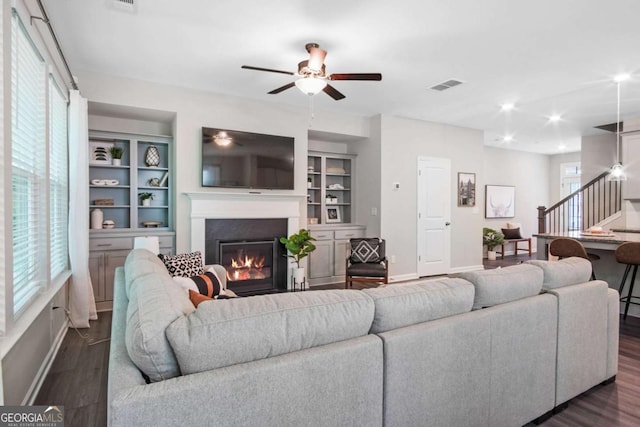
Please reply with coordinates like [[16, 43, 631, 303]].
[[457, 172, 476, 207], [89, 141, 114, 165], [485, 185, 515, 218], [325, 206, 342, 224]]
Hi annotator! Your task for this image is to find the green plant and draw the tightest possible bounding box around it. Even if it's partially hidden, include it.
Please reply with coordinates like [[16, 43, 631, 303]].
[[109, 146, 124, 159], [483, 227, 505, 251], [279, 229, 316, 268], [138, 192, 154, 201]]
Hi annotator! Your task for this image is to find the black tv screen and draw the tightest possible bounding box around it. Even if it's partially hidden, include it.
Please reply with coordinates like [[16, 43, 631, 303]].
[[201, 127, 295, 190]]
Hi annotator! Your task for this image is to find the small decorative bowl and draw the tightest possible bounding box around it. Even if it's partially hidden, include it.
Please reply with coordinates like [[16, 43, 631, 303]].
[[102, 220, 115, 229]]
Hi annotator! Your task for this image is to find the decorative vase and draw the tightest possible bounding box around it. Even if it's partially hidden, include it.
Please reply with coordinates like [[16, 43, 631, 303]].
[[487, 250, 497, 261], [142, 199, 151, 207], [145, 145, 160, 167], [90, 209, 103, 230], [112, 158, 121, 166]]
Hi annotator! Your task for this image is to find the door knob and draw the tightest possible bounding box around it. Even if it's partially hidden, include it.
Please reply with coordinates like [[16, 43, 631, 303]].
[[445, 222, 451, 226]]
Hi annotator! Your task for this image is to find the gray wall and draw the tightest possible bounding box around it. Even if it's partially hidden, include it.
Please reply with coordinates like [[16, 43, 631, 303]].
[[581, 133, 616, 184]]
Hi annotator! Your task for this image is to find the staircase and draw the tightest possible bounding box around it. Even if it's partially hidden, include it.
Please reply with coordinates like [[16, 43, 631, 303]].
[[537, 171, 622, 233]]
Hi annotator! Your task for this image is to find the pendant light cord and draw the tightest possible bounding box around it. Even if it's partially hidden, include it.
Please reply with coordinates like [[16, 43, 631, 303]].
[[616, 80, 621, 163]]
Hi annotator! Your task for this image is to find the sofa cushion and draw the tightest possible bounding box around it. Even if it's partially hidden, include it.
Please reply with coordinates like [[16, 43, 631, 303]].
[[525, 257, 592, 290], [166, 290, 375, 374], [361, 278, 474, 333], [459, 264, 543, 309], [158, 251, 204, 277], [124, 249, 168, 298], [124, 250, 194, 382]]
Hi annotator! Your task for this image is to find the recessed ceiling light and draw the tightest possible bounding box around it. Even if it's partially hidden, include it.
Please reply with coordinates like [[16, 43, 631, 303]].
[[500, 103, 515, 112], [503, 135, 514, 142], [558, 144, 566, 150], [614, 73, 630, 83], [549, 114, 562, 122]]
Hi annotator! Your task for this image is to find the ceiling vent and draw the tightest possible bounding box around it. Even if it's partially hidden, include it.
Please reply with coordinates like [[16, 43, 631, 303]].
[[430, 79, 464, 91], [111, 0, 136, 13]]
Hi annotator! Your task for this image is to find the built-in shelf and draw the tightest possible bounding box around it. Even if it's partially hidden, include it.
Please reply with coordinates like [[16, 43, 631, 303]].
[[307, 152, 355, 225]]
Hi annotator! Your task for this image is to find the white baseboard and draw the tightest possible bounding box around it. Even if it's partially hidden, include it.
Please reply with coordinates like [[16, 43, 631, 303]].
[[449, 264, 485, 274], [23, 320, 69, 405], [389, 273, 419, 283]]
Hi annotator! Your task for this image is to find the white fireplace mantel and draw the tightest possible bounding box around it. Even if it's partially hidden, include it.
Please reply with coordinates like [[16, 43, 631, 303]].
[[185, 191, 305, 256]]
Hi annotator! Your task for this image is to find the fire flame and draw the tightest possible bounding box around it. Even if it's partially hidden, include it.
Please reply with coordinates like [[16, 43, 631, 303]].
[[227, 253, 267, 281]]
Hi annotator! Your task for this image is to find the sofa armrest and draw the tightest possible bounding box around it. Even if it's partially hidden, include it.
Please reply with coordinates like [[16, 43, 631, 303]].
[[606, 288, 620, 379]]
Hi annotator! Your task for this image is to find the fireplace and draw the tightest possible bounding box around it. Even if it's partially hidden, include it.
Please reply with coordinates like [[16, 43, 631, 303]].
[[205, 218, 288, 295]]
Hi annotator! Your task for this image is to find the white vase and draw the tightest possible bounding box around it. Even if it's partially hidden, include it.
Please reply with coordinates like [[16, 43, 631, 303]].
[[142, 199, 151, 206], [112, 158, 121, 166], [90, 209, 103, 230], [487, 250, 497, 261]]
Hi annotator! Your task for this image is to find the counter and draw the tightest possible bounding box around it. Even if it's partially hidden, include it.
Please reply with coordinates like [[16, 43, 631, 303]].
[[533, 231, 640, 318]]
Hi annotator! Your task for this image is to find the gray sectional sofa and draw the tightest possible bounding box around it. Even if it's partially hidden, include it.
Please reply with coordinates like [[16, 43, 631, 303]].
[[108, 250, 619, 427]]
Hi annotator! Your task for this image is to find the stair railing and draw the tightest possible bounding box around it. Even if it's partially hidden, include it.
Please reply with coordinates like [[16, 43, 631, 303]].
[[537, 171, 621, 234]]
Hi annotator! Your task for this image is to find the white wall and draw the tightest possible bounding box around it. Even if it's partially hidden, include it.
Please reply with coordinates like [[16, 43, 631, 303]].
[[378, 115, 485, 279], [482, 147, 550, 250]]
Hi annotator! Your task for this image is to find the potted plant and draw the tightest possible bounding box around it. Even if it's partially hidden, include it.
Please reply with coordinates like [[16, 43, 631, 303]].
[[326, 193, 338, 204], [483, 227, 505, 261], [139, 192, 154, 206], [109, 146, 124, 166], [279, 229, 316, 285]]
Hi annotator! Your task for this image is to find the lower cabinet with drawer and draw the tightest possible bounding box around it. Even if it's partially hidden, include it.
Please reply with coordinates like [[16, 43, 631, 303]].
[[308, 226, 365, 286], [89, 232, 175, 311]]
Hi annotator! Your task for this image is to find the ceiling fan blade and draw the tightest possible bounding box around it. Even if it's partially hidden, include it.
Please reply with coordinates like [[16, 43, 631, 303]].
[[268, 82, 296, 94], [241, 65, 294, 75], [329, 73, 382, 81], [323, 84, 346, 100]]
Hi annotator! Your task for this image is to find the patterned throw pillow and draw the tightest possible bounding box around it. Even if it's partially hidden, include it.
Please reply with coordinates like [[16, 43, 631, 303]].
[[350, 238, 384, 263], [173, 269, 222, 297], [159, 251, 204, 277]]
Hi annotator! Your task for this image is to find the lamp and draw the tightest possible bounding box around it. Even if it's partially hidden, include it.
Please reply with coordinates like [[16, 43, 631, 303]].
[[295, 77, 327, 96], [214, 131, 233, 147], [608, 74, 629, 181]]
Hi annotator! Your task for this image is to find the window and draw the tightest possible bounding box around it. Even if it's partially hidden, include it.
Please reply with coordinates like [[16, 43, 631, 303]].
[[10, 10, 69, 317], [49, 77, 69, 278]]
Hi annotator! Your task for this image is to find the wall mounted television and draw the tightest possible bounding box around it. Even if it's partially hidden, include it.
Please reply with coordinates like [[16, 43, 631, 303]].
[[201, 127, 295, 190]]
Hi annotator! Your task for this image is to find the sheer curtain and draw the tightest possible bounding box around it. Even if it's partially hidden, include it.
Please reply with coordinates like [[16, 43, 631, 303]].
[[68, 90, 97, 327]]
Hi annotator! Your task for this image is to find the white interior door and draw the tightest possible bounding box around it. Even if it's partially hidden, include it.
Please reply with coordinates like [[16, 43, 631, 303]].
[[417, 157, 451, 276]]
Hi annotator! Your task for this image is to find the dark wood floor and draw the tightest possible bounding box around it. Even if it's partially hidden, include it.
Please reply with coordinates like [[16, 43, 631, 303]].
[[35, 255, 640, 427]]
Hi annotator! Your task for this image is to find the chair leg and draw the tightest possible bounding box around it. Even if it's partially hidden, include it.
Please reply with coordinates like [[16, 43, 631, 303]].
[[618, 264, 632, 294], [623, 265, 638, 319]]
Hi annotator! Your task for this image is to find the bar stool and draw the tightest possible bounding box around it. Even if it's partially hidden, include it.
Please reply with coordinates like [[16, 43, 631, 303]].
[[614, 242, 640, 319], [549, 237, 599, 280]]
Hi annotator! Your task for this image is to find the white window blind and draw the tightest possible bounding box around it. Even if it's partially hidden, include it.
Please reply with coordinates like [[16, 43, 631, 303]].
[[11, 11, 46, 315], [49, 76, 68, 279]]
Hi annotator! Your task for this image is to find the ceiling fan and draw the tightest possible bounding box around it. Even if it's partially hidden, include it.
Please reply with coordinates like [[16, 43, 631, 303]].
[[241, 42, 382, 100]]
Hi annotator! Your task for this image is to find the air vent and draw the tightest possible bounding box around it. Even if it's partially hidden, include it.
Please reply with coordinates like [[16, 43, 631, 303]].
[[430, 79, 464, 91], [112, 0, 136, 12]]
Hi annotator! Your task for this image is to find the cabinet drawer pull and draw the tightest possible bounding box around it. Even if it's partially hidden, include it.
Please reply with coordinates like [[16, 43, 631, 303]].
[[96, 244, 112, 247], [317, 234, 328, 238], [344, 233, 354, 237]]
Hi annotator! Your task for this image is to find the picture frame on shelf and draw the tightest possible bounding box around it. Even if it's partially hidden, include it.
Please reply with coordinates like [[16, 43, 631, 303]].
[[325, 206, 342, 224], [89, 141, 114, 165], [485, 185, 515, 218], [457, 172, 476, 207]]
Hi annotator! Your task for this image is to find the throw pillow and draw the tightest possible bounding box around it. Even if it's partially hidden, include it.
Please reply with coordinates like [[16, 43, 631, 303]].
[[189, 289, 212, 307], [159, 251, 204, 277], [502, 227, 523, 239], [173, 268, 223, 297], [350, 238, 384, 263], [506, 222, 521, 229]]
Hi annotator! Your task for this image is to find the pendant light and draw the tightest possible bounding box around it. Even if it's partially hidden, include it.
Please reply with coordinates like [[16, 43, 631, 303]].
[[608, 74, 629, 181]]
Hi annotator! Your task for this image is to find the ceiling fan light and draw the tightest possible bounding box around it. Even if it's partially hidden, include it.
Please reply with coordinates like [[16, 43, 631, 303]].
[[608, 162, 627, 181], [295, 77, 327, 95], [214, 131, 233, 146]]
